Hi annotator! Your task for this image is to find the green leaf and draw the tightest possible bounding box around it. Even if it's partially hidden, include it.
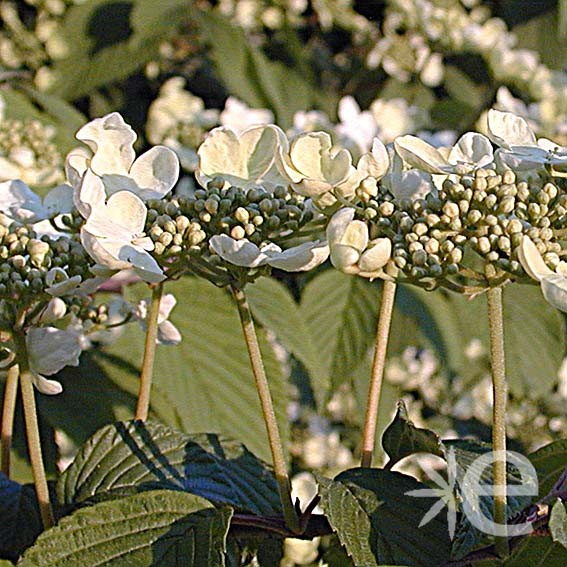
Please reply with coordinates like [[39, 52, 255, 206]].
[[443, 65, 485, 109], [57, 420, 281, 516], [318, 468, 452, 567], [550, 499, 567, 548], [529, 440, 567, 498], [247, 277, 328, 408], [99, 277, 289, 463], [194, 9, 336, 128], [0, 474, 42, 562], [301, 271, 380, 396], [19, 490, 232, 566], [381, 400, 443, 468], [48, 0, 191, 100], [502, 534, 567, 566]]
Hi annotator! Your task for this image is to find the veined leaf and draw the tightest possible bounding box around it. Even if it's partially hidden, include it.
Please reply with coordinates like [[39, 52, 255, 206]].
[[529, 440, 567, 498], [550, 499, 567, 548], [19, 490, 232, 566], [57, 420, 281, 516], [301, 271, 380, 398], [247, 277, 329, 408], [100, 277, 289, 463], [318, 468, 452, 566]]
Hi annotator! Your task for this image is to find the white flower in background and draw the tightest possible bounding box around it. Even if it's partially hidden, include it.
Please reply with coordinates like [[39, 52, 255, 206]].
[[517, 235, 567, 313], [196, 124, 286, 190], [135, 293, 181, 345], [289, 109, 334, 137], [209, 234, 329, 272], [278, 131, 355, 198], [487, 109, 567, 170], [219, 97, 274, 134], [394, 131, 494, 174], [0, 179, 74, 223], [26, 326, 82, 394], [74, 112, 179, 201], [146, 77, 219, 172], [494, 87, 540, 131], [370, 98, 427, 144], [80, 189, 165, 283], [327, 207, 391, 279], [335, 95, 378, 154], [488, 47, 539, 85]]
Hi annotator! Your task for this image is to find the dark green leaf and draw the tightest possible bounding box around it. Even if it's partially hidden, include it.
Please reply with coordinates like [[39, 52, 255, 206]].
[[503, 534, 567, 566], [0, 474, 42, 562], [19, 490, 232, 566], [100, 277, 289, 463], [247, 277, 329, 408], [382, 400, 443, 468], [550, 499, 567, 548], [301, 271, 380, 395], [57, 420, 281, 516], [318, 468, 452, 567], [529, 440, 567, 498]]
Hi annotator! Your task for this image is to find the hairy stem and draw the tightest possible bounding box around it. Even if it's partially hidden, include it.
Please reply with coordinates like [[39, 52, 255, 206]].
[[487, 286, 508, 557], [230, 285, 300, 534], [20, 369, 54, 529], [361, 280, 397, 468], [135, 283, 164, 421], [1, 364, 19, 477]]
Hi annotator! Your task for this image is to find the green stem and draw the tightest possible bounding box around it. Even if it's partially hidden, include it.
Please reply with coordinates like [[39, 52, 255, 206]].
[[230, 285, 300, 534], [487, 286, 509, 557], [360, 280, 397, 468], [1, 364, 19, 477], [135, 283, 164, 421], [20, 369, 54, 529]]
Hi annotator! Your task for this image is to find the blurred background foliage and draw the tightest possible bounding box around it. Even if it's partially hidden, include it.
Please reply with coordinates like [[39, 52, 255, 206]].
[[0, 0, 566, 496]]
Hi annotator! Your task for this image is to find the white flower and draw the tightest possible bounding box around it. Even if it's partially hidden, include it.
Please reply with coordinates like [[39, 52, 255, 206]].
[[45, 266, 104, 297], [394, 131, 493, 174], [0, 179, 74, 223], [381, 150, 436, 201], [369, 98, 426, 144], [219, 97, 274, 135], [26, 326, 82, 394], [196, 124, 286, 190], [74, 112, 179, 201], [335, 96, 378, 154], [517, 235, 567, 313], [278, 131, 355, 197], [327, 207, 391, 279], [209, 234, 329, 272], [80, 189, 164, 283], [487, 109, 567, 170], [136, 293, 181, 345]]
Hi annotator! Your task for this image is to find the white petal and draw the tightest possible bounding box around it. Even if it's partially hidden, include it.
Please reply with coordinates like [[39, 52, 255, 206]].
[[81, 229, 132, 270], [326, 207, 356, 246], [76, 112, 136, 175], [32, 373, 63, 395], [358, 238, 392, 272], [26, 326, 82, 376], [209, 234, 269, 267], [157, 320, 182, 345], [266, 240, 330, 272], [330, 244, 360, 270], [43, 184, 75, 215], [128, 145, 180, 199], [75, 168, 106, 218], [394, 136, 452, 174], [517, 236, 553, 281], [105, 191, 147, 234], [541, 274, 567, 313], [0, 179, 46, 221], [158, 293, 177, 322], [357, 138, 390, 179], [65, 147, 90, 188], [487, 109, 536, 149], [449, 132, 493, 169]]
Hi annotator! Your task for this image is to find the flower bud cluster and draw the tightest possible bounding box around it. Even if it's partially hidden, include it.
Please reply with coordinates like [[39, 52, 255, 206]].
[[0, 218, 92, 309], [0, 117, 63, 186], [144, 178, 316, 281]]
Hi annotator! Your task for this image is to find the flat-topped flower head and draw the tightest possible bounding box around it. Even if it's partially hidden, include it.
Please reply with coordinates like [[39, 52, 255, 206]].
[[74, 112, 179, 202], [196, 124, 286, 190]]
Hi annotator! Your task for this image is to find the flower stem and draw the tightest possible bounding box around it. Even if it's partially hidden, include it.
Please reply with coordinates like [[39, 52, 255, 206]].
[[230, 284, 300, 534], [487, 286, 508, 557], [1, 364, 19, 477], [20, 369, 54, 529], [135, 282, 164, 421], [360, 280, 397, 468]]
